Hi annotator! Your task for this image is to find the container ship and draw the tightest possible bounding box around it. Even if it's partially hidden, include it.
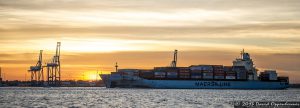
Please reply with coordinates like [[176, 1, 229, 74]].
[[100, 50, 289, 89]]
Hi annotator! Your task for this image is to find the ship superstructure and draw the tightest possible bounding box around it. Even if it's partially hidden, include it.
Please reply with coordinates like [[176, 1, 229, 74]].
[[233, 49, 258, 80]]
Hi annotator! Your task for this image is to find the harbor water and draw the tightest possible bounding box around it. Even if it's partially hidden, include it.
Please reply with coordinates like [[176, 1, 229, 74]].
[[1, 87, 300, 108]]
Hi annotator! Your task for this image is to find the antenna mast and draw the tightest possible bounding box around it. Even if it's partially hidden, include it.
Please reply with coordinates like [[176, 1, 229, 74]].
[[115, 62, 118, 72]]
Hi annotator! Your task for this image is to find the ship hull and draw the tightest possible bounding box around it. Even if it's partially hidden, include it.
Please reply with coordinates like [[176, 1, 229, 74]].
[[141, 80, 288, 89], [100, 75, 289, 89]]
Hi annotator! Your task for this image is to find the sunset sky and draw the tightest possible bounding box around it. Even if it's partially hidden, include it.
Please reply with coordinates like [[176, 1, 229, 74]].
[[0, 0, 299, 83]]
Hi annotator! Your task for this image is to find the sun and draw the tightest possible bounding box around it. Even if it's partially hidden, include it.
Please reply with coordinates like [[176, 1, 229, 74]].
[[82, 72, 99, 81], [87, 74, 98, 80]]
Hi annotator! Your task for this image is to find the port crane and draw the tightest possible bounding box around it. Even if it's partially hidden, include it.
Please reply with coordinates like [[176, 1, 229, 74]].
[[28, 50, 44, 86], [46, 42, 61, 86]]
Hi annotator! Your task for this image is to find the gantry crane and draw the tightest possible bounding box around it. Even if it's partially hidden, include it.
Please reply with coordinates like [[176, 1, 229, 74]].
[[46, 42, 61, 86], [28, 50, 44, 86]]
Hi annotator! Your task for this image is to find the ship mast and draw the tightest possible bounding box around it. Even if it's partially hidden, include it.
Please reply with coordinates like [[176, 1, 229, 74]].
[[241, 48, 245, 59], [115, 62, 118, 72]]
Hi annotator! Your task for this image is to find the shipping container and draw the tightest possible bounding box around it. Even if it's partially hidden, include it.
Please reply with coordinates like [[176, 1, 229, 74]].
[[202, 70, 214, 73], [190, 65, 213, 71], [191, 72, 201, 76], [260, 70, 278, 81], [191, 70, 202, 73], [225, 76, 236, 80], [167, 72, 178, 78], [202, 75, 213, 79], [223, 66, 233, 72], [225, 73, 236, 76], [191, 76, 201, 79], [139, 70, 154, 79], [203, 72, 213, 76], [155, 71, 166, 75], [212, 65, 224, 72], [178, 67, 190, 73], [179, 72, 190, 76], [179, 72, 190, 78], [203, 72, 213, 79], [214, 73, 225, 76], [118, 69, 140, 76], [179, 75, 190, 78], [265, 70, 277, 80], [214, 76, 225, 79], [154, 71, 166, 78]]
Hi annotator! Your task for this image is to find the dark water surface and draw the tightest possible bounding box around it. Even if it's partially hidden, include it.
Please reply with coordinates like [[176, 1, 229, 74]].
[[0, 87, 299, 108]]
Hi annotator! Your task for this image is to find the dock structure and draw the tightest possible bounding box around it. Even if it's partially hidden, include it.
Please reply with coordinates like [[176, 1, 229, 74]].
[[27, 42, 62, 87]]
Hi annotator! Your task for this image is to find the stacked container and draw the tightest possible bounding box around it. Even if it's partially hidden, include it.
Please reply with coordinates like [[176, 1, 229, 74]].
[[139, 69, 154, 79], [260, 70, 277, 81], [190, 65, 214, 79], [154, 71, 166, 78], [191, 70, 202, 79], [232, 66, 247, 80], [202, 65, 214, 79], [213, 65, 224, 79], [166, 67, 178, 78], [190, 65, 202, 79], [153, 67, 167, 78], [118, 69, 139, 76], [224, 66, 236, 80], [178, 67, 190, 79]]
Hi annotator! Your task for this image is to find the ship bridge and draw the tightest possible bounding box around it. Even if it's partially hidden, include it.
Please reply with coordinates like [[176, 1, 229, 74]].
[[233, 49, 258, 80]]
